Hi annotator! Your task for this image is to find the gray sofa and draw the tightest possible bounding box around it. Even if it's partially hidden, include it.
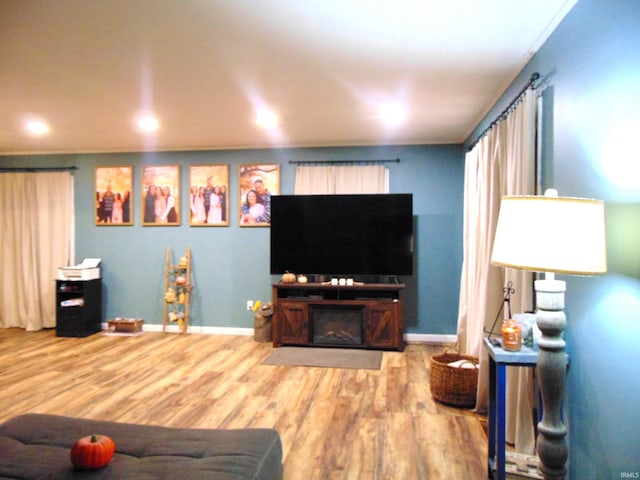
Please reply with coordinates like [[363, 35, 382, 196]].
[[0, 413, 283, 479]]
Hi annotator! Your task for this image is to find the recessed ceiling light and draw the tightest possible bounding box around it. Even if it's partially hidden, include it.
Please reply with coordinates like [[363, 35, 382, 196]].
[[255, 108, 279, 130], [25, 119, 50, 136], [378, 101, 408, 127], [137, 114, 159, 133]]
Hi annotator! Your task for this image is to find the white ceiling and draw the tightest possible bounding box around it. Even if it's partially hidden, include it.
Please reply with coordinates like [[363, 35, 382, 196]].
[[0, 0, 576, 155]]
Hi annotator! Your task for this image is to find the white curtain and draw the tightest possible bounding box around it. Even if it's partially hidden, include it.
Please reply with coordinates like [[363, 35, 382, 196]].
[[294, 165, 388, 194], [0, 172, 74, 330], [457, 89, 537, 452]]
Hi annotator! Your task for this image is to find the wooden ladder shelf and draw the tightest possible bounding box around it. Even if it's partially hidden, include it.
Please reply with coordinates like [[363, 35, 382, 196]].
[[162, 247, 192, 333]]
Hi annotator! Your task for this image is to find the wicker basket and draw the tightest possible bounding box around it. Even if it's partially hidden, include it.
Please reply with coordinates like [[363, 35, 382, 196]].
[[430, 349, 479, 408]]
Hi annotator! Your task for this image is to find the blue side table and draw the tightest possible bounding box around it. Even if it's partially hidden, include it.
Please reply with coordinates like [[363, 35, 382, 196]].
[[484, 338, 539, 480]]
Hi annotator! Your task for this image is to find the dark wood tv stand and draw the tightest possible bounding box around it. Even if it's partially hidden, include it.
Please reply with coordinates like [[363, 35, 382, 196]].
[[272, 282, 405, 351]]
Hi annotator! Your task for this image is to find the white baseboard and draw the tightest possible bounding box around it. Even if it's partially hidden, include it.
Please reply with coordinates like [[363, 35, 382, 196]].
[[140, 324, 255, 336], [404, 333, 457, 344], [109, 323, 456, 344]]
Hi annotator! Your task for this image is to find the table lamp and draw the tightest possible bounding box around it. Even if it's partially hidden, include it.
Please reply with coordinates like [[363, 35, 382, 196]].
[[490, 188, 607, 479]]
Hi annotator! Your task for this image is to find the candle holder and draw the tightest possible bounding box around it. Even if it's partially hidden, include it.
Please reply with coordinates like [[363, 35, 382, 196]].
[[501, 318, 522, 351]]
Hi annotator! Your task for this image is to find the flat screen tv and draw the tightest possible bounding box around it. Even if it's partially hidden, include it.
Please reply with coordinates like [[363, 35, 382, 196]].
[[270, 194, 413, 278]]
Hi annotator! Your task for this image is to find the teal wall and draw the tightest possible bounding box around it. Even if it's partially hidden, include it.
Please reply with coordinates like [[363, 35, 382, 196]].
[[0, 144, 465, 335], [467, 1, 640, 478]]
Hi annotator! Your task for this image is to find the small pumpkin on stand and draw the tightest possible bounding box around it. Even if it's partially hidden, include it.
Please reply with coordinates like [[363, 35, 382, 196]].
[[281, 271, 296, 284], [164, 288, 176, 303], [297, 275, 308, 284], [70, 434, 115, 469]]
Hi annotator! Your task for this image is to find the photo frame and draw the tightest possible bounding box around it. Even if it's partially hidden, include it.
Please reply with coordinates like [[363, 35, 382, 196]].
[[141, 164, 181, 226], [188, 164, 229, 226], [95, 165, 133, 225], [238, 163, 279, 226]]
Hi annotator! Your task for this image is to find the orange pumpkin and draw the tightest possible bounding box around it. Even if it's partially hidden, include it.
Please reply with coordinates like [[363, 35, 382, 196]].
[[281, 271, 296, 283], [70, 434, 115, 469]]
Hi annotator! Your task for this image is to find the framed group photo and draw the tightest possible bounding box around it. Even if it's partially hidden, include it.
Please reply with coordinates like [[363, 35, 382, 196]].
[[238, 163, 279, 226], [188, 165, 229, 226], [141, 164, 181, 226], [95, 165, 133, 225]]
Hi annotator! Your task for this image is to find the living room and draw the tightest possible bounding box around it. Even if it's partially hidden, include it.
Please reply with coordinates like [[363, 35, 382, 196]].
[[1, 1, 638, 479]]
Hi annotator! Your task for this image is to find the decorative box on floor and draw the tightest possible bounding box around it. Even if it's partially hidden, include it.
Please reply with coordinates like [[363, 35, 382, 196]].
[[108, 318, 144, 334], [430, 349, 479, 408]]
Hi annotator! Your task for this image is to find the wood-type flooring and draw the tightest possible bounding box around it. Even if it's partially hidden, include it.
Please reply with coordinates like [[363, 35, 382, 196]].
[[0, 329, 487, 479]]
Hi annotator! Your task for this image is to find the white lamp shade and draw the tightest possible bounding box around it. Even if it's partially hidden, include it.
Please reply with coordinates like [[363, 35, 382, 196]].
[[491, 194, 607, 275]]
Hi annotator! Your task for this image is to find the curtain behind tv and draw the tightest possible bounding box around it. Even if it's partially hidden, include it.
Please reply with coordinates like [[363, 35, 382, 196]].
[[0, 172, 74, 330], [294, 165, 387, 194]]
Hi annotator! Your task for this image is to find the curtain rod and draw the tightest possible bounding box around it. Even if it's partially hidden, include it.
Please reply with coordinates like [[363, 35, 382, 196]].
[[289, 158, 400, 165], [467, 72, 540, 152], [0, 166, 78, 172]]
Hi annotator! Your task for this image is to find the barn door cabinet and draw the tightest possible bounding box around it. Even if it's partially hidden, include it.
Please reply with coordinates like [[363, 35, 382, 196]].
[[272, 283, 405, 351]]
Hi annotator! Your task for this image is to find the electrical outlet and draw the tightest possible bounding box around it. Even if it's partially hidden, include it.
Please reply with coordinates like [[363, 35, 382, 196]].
[[246, 300, 254, 311]]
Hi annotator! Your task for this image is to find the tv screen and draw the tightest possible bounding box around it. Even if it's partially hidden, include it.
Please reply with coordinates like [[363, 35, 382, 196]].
[[270, 194, 413, 277]]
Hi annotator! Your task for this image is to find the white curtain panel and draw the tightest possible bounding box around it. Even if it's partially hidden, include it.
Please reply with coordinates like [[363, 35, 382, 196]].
[[294, 166, 334, 194], [499, 91, 537, 454], [457, 89, 537, 453], [294, 165, 387, 194], [457, 129, 505, 414], [0, 172, 73, 330]]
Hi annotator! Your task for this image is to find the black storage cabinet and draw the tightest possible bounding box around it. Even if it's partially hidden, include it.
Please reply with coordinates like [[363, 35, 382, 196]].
[[55, 279, 102, 337]]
